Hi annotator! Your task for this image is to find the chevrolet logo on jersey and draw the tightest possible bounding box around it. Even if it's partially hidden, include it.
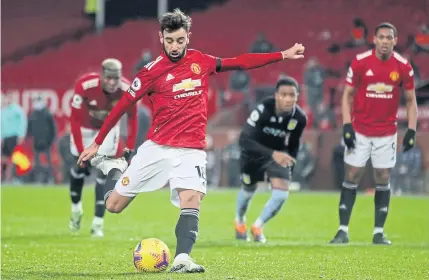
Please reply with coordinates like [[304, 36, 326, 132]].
[[366, 83, 393, 94], [173, 79, 202, 92]]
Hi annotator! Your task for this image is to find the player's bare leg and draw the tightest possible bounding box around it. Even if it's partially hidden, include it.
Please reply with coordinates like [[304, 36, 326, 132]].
[[90, 154, 134, 213], [101, 164, 132, 214], [169, 189, 205, 273], [251, 178, 289, 243], [105, 189, 134, 213], [235, 183, 256, 241], [372, 168, 392, 245], [330, 164, 365, 244]]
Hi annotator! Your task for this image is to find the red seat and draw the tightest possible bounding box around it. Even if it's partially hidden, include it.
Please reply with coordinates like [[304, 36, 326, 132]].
[[2, 0, 92, 57], [2, 0, 427, 116]]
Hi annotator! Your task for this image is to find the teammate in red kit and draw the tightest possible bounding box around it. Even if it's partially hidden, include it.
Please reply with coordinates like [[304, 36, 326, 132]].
[[330, 23, 418, 245], [78, 9, 305, 272], [69, 58, 137, 237]]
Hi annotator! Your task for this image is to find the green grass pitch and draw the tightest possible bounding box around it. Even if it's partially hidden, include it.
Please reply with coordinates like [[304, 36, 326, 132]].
[[1, 186, 429, 279]]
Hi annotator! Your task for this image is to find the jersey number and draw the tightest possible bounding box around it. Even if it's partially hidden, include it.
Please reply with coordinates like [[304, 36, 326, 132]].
[[195, 166, 207, 186], [144, 56, 163, 71]]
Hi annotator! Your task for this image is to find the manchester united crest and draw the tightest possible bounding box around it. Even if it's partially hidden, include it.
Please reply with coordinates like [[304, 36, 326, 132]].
[[191, 63, 201, 74], [389, 71, 399, 82], [122, 176, 130, 186]]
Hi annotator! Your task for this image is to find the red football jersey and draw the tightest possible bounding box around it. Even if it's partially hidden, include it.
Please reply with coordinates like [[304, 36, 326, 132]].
[[70, 72, 138, 153], [346, 49, 415, 136], [126, 49, 217, 149], [71, 72, 131, 129]]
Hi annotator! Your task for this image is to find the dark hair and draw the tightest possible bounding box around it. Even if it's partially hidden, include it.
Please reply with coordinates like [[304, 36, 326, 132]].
[[159, 8, 192, 33], [353, 18, 365, 27], [375, 22, 397, 37], [276, 77, 299, 91]]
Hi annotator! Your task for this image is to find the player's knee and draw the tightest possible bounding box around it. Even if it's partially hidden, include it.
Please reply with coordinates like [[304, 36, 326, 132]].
[[70, 166, 86, 179], [345, 167, 362, 184], [105, 198, 123, 214], [270, 178, 289, 191], [374, 169, 390, 185], [96, 173, 107, 185], [107, 168, 123, 180], [178, 189, 202, 209]]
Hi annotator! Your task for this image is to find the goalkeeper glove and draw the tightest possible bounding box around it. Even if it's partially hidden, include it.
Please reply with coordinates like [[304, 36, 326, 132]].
[[343, 123, 356, 150], [402, 129, 416, 152]]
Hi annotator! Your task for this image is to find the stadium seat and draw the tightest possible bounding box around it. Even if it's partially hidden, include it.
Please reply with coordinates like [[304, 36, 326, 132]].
[[2, 0, 92, 57], [3, 0, 428, 114]]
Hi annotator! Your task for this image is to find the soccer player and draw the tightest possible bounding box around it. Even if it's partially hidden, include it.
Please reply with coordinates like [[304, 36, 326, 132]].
[[68, 58, 137, 237], [235, 77, 307, 243], [77, 9, 305, 272], [330, 22, 417, 245]]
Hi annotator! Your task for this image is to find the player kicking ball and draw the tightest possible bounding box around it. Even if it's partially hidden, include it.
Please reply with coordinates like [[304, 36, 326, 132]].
[[234, 77, 307, 243], [77, 8, 305, 273], [330, 22, 418, 245]]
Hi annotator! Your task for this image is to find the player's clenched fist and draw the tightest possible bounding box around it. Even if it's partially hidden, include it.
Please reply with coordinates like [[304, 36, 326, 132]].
[[342, 123, 356, 150], [272, 151, 296, 167], [402, 128, 416, 152], [281, 43, 305, 60]]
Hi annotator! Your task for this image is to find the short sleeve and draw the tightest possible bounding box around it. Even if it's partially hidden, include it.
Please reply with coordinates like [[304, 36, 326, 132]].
[[402, 62, 415, 90], [127, 68, 154, 100], [345, 59, 360, 87]]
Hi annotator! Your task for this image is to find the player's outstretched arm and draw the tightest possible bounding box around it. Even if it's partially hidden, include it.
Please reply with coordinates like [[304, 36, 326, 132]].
[[217, 43, 305, 72], [124, 103, 138, 159], [77, 95, 136, 164]]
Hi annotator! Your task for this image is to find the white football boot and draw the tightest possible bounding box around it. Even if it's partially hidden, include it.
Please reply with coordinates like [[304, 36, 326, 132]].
[[91, 217, 104, 237], [68, 202, 83, 232], [90, 154, 128, 176], [169, 253, 205, 273]]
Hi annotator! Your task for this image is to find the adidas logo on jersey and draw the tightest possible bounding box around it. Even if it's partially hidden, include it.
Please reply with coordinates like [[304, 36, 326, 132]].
[[166, 73, 175, 81], [270, 116, 276, 123], [365, 69, 374, 76]]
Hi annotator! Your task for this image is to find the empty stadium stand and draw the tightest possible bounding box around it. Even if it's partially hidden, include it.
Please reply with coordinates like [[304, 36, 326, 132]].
[[2, 0, 428, 105], [2, 0, 92, 61]]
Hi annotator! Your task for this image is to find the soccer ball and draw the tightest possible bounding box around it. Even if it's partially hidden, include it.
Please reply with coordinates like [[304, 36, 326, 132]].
[[133, 238, 171, 272]]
